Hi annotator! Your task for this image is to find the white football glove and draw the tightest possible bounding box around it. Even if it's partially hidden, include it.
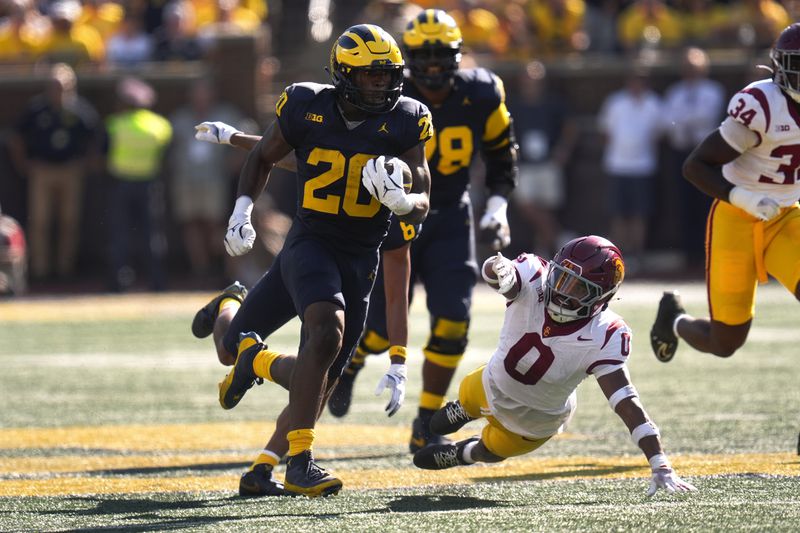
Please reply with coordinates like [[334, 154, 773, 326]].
[[729, 186, 781, 222], [374, 362, 407, 417], [362, 156, 414, 215], [194, 121, 241, 145], [479, 195, 511, 250], [482, 252, 516, 294], [224, 196, 256, 256], [647, 466, 697, 496]]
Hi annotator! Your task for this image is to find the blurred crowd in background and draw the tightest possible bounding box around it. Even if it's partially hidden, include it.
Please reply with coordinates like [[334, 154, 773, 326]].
[[0, 0, 792, 295]]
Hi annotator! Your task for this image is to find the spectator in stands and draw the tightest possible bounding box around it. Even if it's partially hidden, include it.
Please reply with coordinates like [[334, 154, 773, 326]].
[[0, 0, 49, 63], [39, 0, 105, 65], [451, 5, 509, 56], [662, 47, 724, 273], [0, 204, 27, 296], [167, 78, 247, 280], [617, 0, 682, 54], [713, 0, 790, 49], [104, 77, 172, 292], [598, 68, 664, 275], [9, 63, 100, 282], [527, 0, 588, 56], [673, 0, 728, 48], [583, 0, 621, 52], [152, 0, 204, 61], [77, 0, 124, 42], [508, 61, 578, 257], [106, 12, 152, 66]]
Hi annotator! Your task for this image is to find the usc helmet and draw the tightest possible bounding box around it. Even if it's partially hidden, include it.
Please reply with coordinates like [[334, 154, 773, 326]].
[[545, 236, 625, 323], [329, 24, 404, 114], [771, 23, 800, 103], [402, 9, 462, 90]]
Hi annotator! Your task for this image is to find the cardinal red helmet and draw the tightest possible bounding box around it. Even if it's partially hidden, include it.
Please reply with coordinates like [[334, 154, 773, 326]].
[[545, 235, 625, 323], [771, 23, 800, 102]]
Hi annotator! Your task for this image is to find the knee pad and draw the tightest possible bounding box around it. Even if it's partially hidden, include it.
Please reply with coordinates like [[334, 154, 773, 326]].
[[423, 317, 468, 369], [358, 329, 390, 355]]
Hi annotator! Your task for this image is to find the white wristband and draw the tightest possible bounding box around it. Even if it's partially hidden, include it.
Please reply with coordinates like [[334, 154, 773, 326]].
[[485, 195, 508, 217], [481, 256, 499, 285], [648, 453, 671, 471], [392, 192, 419, 216], [233, 195, 254, 218], [631, 421, 660, 445]]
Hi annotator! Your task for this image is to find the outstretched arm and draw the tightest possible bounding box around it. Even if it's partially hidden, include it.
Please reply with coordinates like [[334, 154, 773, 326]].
[[481, 252, 519, 300], [221, 121, 292, 256], [373, 243, 412, 417], [597, 368, 697, 496]]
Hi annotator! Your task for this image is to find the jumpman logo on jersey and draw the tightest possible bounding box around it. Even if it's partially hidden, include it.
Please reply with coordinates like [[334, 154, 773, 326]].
[[462, 96, 471, 106], [378, 122, 389, 134]]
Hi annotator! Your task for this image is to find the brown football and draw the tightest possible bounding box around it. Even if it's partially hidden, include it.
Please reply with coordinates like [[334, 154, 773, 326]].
[[384, 158, 413, 192]]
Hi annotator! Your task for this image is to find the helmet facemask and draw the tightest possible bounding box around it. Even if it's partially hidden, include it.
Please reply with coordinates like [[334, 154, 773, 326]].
[[772, 48, 800, 103], [331, 63, 404, 114], [544, 260, 614, 323], [406, 44, 461, 90]]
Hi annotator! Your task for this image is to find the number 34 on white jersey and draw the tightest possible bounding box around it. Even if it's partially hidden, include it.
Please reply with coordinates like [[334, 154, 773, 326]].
[[721, 78, 800, 207]]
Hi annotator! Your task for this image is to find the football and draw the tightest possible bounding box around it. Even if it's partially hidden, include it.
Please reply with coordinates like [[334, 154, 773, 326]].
[[384, 157, 413, 192]]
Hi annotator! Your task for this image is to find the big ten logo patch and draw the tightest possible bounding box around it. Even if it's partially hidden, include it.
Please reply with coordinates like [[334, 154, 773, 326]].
[[305, 112, 324, 123]]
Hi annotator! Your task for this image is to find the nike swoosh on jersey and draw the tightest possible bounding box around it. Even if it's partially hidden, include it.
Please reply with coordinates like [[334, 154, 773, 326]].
[[577, 335, 592, 341]]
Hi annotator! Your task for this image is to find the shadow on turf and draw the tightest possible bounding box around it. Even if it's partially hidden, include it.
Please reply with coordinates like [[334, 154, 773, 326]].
[[475, 463, 641, 483], [386, 495, 510, 513], [34, 495, 245, 532], [83, 452, 403, 477]]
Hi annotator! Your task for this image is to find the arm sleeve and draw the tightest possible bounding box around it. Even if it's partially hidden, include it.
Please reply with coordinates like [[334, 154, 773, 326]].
[[482, 73, 518, 197]]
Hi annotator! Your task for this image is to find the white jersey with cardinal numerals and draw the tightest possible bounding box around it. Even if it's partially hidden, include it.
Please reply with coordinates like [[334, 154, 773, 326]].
[[482, 254, 632, 439], [721, 78, 800, 206]]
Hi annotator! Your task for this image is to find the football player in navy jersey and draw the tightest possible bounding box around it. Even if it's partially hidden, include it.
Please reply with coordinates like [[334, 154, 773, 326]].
[[328, 9, 519, 453], [191, 24, 432, 498]]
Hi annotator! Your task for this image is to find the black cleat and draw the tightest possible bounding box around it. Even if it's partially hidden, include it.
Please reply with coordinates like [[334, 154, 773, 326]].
[[328, 372, 357, 418], [238, 464, 285, 497], [430, 400, 476, 435], [413, 436, 480, 470], [192, 281, 247, 338], [218, 332, 263, 409], [284, 450, 343, 497], [409, 413, 452, 454], [650, 291, 686, 363]]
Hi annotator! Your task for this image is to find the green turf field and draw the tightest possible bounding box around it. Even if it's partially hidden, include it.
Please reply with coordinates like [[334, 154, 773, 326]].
[[0, 281, 798, 532]]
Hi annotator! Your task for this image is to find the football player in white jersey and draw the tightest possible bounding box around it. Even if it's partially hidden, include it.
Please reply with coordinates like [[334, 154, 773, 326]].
[[650, 23, 800, 363], [413, 236, 696, 496]]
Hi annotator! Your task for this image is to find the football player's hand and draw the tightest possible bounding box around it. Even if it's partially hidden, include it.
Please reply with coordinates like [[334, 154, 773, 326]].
[[491, 252, 516, 294], [479, 195, 511, 250], [374, 362, 407, 417], [224, 196, 256, 256], [194, 121, 241, 145], [729, 186, 781, 221], [362, 156, 413, 215], [647, 467, 697, 497]]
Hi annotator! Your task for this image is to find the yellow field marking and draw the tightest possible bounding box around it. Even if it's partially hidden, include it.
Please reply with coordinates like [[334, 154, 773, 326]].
[[1, 422, 798, 497], [0, 422, 416, 450], [0, 422, 586, 451], [0, 452, 796, 497], [0, 293, 209, 322]]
